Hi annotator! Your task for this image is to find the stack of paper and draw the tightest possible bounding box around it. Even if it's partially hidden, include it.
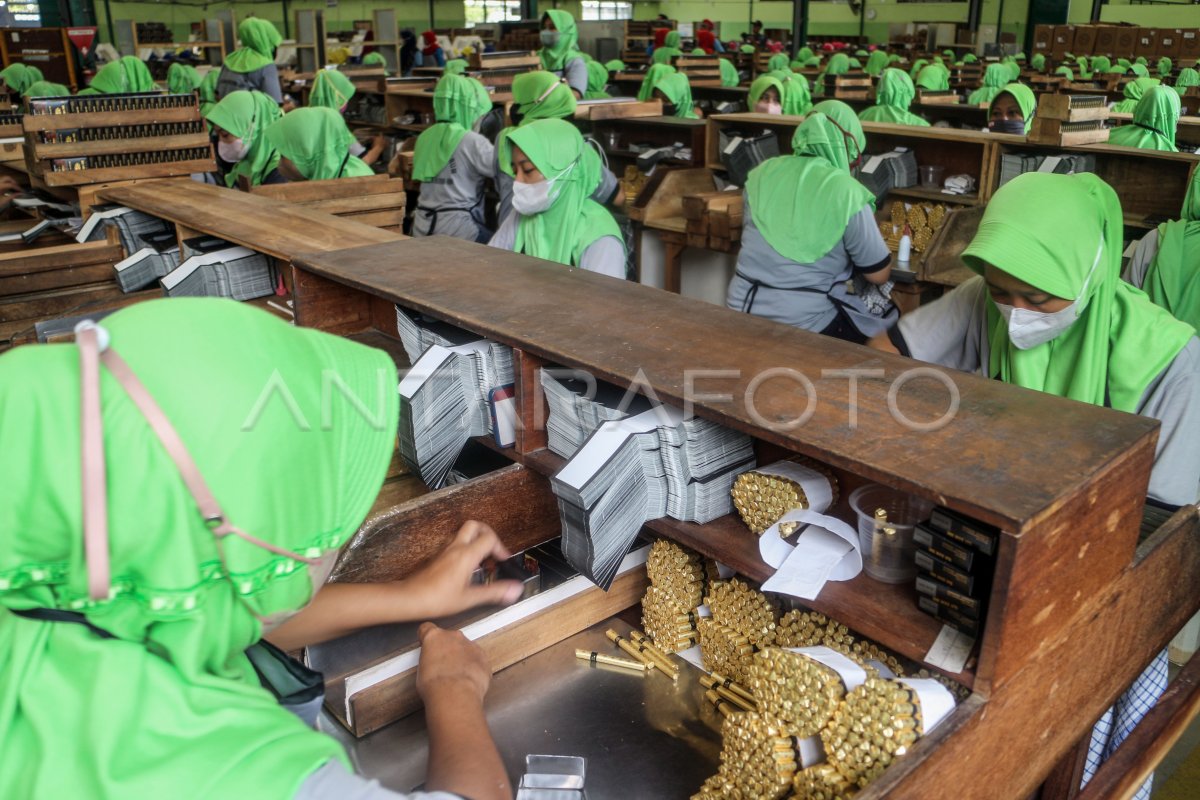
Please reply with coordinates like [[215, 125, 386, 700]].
[[394, 304, 511, 370], [998, 152, 1095, 188], [76, 205, 173, 254], [398, 339, 514, 489], [159, 246, 274, 300], [540, 371, 653, 458], [114, 246, 182, 292], [886, 150, 919, 188], [552, 405, 755, 589]]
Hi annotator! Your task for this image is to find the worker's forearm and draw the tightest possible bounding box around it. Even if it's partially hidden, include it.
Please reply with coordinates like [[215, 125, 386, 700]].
[[264, 582, 413, 650], [423, 682, 510, 800]]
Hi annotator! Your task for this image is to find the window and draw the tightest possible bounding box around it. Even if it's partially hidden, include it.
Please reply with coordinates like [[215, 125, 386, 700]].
[[581, 1, 633, 21], [463, 0, 521, 26]]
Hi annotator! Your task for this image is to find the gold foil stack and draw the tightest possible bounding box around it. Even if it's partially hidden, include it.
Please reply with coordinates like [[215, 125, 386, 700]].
[[730, 463, 835, 536], [642, 586, 701, 652], [747, 648, 848, 737], [820, 677, 922, 788], [696, 712, 798, 800], [878, 200, 949, 255], [642, 540, 713, 652], [706, 578, 778, 648], [792, 764, 858, 800], [915, 668, 972, 702], [776, 610, 906, 678], [697, 618, 756, 685]]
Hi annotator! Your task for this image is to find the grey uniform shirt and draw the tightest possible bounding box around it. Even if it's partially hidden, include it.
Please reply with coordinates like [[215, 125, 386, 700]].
[[494, 144, 619, 225], [550, 56, 588, 97], [1124, 227, 1160, 290], [726, 193, 891, 333], [295, 760, 464, 800], [488, 211, 626, 278], [413, 131, 495, 241], [895, 275, 1200, 507], [217, 64, 283, 103]]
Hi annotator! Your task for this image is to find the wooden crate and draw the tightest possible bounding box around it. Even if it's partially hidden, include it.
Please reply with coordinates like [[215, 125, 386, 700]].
[[1028, 118, 1109, 147], [250, 174, 406, 233], [681, 189, 743, 252], [1036, 93, 1110, 122], [674, 54, 723, 87], [467, 50, 538, 71], [917, 89, 962, 105], [824, 73, 873, 100]]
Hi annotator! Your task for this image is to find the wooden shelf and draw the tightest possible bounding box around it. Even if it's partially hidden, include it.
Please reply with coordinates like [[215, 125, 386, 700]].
[[888, 186, 979, 205]]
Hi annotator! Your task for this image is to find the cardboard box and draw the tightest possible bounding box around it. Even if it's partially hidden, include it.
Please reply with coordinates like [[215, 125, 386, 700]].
[[1094, 25, 1119, 57], [1158, 29, 1183, 59], [1073, 25, 1098, 55], [1034, 24, 1054, 53], [1052, 24, 1075, 58], [1137, 28, 1159, 60], [1115, 26, 1138, 59], [1181, 28, 1200, 60]]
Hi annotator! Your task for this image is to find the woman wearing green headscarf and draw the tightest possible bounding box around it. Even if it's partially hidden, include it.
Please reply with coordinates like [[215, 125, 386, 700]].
[[0, 298, 520, 800], [0, 63, 42, 95], [1112, 76, 1161, 113], [1108, 85, 1180, 152], [915, 64, 950, 91], [412, 74, 494, 241], [167, 62, 202, 96], [859, 68, 929, 127], [749, 74, 786, 115], [218, 18, 283, 103], [1118, 58, 1132, 70], [206, 90, 284, 187], [727, 111, 894, 342], [1055, 66, 1075, 81], [989, 84, 1036, 135], [361, 51, 389, 74], [539, 10, 586, 96], [307, 68, 354, 110], [79, 56, 154, 95], [720, 56, 740, 87], [1031, 53, 1046, 72], [637, 63, 675, 102], [21, 80, 69, 99], [773, 71, 812, 115], [962, 53, 979, 65], [908, 58, 928, 78], [767, 53, 790, 73], [654, 72, 701, 119], [865, 50, 890, 77], [444, 59, 469, 76], [1158, 57, 1173, 78], [1075, 56, 1092, 80], [653, 30, 684, 66], [815, 52, 851, 97], [1126, 167, 1200, 333], [1136, 56, 1149, 67], [264, 107, 373, 181], [1003, 57, 1022, 82], [1091, 55, 1112, 73], [585, 60, 611, 99], [489, 118, 625, 277], [1131, 63, 1150, 78], [969, 63, 1012, 107], [1175, 67, 1200, 97], [198, 69, 220, 118]]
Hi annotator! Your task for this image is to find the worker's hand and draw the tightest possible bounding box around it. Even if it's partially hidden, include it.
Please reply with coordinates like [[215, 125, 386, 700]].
[[416, 622, 492, 704], [281, 97, 296, 113], [402, 520, 524, 619], [612, 186, 627, 207], [371, 133, 387, 149], [0, 175, 22, 195]]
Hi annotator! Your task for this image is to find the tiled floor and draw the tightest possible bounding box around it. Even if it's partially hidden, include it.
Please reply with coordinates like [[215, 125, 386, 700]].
[[1150, 662, 1199, 799]]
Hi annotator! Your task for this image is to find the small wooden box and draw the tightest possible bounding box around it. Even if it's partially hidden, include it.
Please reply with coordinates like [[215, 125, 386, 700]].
[[1158, 29, 1183, 59], [1028, 117, 1109, 146]]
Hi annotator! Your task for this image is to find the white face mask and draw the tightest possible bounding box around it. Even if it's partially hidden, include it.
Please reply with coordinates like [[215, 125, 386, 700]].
[[218, 138, 248, 163], [540, 30, 560, 48], [756, 100, 782, 115], [993, 236, 1104, 350], [512, 178, 554, 215]]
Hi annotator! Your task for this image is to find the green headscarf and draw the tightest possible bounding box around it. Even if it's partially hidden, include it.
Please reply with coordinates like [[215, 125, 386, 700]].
[[540, 10, 582, 72], [749, 74, 785, 111], [1131, 63, 1150, 78], [225, 18, 281, 74], [585, 60, 611, 99], [1031, 53, 1046, 72], [888, 54, 902, 64], [22, 81, 69, 99], [1108, 85, 1180, 152], [858, 49, 872, 58], [1015, 52, 1027, 62], [1175, 68, 1200, 97], [605, 59, 626, 72], [915, 64, 950, 91], [0, 298, 397, 799], [963, 53, 979, 64], [826, 53, 851, 76], [265, 107, 373, 180], [1055, 66, 1075, 81], [308, 69, 355, 110], [909, 58, 928, 78], [655, 72, 698, 119], [1118, 58, 1132, 70], [1136, 56, 1148, 66], [85, 56, 155, 94], [637, 63, 675, 102], [798, 47, 814, 63], [512, 70, 576, 121], [206, 90, 283, 187], [1112, 76, 1161, 114], [0, 63, 42, 94], [746, 112, 874, 264], [501, 118, 622, 267], [691, 47, 706, 56], [198, 70, 220, 118], [991, 84, 1036, 134], [167, 63, 201, 96], [653, 31, 683, 66], [943, 49, 955, 59], [1105, 66, 1127, 75], [859, 68, 929, 127], [775, 72, 812, 116], [961, 172, 1193, 413], [1158, 57, 1173, 78], [969, 63, 1012, 106], [1092, 56, 1112, 73], [1004, 59, 1022, 82], [412, 74, 489, 182], [1143, 169, 1200, 331], [740, 44, 756, 55], [768, 53, 790, 73], [1075, 56, 1091, 80], [444, 59, 469, 76], [720, 58, 740, 87], [804, 57, 822, 67], [933, 56, 945, 67], [811, 99, 866, 164], [362, 52, 389, 74], [848, 58, 863, 69]]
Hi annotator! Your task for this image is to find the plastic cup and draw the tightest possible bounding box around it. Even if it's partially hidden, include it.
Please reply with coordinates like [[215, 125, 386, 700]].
[[919, 164, 945, 189], [849, 484, 935, 584]]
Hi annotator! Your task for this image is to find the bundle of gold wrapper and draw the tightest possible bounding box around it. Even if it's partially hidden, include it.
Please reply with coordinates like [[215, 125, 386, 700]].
[[878, 201, 948, 255], [730, 462, 836, 535], [914, 668, 972, 702], [748, 648, 849, 737], [776, 610, 906, 679], [820, 677, 922, 788], [642, 540, 716, 652], [642, 586, 700, 652], [697, 618, 756, 685], [706, 578, 777, 647], [691, 712, 798, 800], [792, 764, 858, 800]]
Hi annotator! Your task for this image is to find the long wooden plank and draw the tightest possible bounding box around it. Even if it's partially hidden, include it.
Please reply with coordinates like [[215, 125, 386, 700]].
[[22, 105, 201, 131], [249, 173, 396, 202], [0, 263, 114, 295], [303, 193, 406, 215], [0, 241, 123, 274], [42, 157, 215, 187], [292, 236, 1158, 531], [30, 132, 210, 159]]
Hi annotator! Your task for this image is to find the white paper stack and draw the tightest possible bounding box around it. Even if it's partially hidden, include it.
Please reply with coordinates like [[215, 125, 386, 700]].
[[159, 246, 274, 301], [540, 371, 654, 458], [114, 246, 182, 292], [552, 405, 755, 589]]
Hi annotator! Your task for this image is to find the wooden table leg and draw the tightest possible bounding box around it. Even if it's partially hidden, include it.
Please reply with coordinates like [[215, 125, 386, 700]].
[[662, 233, 685, 294]]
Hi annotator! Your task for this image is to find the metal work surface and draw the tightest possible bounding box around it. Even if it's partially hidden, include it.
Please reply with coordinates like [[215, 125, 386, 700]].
[[320, 618, 723, 797]]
